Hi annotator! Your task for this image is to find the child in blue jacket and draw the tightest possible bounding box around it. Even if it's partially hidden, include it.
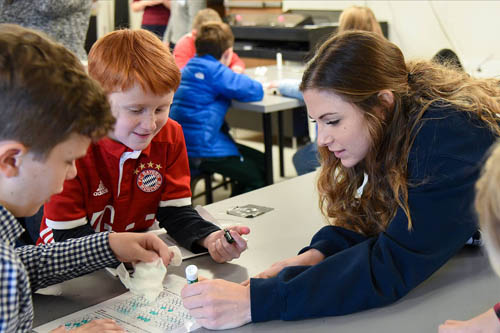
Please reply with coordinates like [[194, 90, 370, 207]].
[[170, 22, 265, 196]]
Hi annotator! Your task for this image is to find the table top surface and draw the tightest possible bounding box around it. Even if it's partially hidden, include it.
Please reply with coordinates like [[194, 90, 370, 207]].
[[230, 65, 305, 113], [33, 172, 500, 332]]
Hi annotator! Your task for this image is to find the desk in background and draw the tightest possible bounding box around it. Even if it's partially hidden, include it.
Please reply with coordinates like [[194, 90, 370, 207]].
[[33, 172, 500, 332], [230, 65, 305, 184]]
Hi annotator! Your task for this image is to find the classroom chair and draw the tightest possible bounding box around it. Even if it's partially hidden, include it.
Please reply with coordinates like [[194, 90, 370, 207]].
[[189, 158, 232, 205]]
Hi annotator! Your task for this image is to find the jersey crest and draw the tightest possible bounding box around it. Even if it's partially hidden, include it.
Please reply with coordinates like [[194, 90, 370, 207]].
[[137, 169, 163, 193]]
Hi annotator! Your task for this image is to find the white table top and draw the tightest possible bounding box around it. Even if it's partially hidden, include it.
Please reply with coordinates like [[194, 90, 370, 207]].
[[32, 172, 500, 332], [230, 65, 305, 113]]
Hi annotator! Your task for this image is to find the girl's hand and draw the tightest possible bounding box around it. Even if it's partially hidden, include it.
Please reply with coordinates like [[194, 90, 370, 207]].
[[182, 277, 251, 330], [241, 249, 324, 286]]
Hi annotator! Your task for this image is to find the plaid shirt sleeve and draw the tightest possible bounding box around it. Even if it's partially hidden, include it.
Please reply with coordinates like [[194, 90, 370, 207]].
[[16, 232, 119, 292], [0, 244, 33, 332]]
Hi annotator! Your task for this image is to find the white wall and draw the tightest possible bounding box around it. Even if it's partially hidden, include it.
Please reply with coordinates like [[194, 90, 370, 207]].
[[95, 0, 114, 38], [283, 0, 500, 77], [129, 0, 143, 30], [95, 1, 500, 77], [95, 0, 142, 38]]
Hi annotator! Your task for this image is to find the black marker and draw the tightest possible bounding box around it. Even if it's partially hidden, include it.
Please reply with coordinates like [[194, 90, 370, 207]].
[[223, 229, 235, 244]]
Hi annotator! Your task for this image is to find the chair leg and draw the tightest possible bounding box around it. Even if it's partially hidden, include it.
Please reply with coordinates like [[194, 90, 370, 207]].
[[204, 173, 213, 204]]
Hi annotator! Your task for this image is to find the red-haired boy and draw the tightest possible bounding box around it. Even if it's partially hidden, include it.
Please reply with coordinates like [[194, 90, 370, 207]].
[[38, 29, 248, 263]]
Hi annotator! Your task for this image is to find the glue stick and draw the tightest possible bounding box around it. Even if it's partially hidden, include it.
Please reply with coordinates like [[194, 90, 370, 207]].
[[185, 265, 198, 284]]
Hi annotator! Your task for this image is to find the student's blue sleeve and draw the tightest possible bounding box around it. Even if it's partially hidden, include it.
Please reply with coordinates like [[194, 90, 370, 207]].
[[278, 79, 303, 101], [249, 108, 496, 322], [298, 225, 368, 257], [213, 65, 263, 102]]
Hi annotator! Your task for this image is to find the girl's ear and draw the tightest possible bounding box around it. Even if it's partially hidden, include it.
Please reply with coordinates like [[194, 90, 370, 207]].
[[377, 89, 395, 108], [0, 141, 27, 178], [372, 90, 395, 120]]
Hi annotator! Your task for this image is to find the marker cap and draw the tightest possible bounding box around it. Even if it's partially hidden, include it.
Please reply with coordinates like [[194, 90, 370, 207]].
[[185, 265, 198, 283]]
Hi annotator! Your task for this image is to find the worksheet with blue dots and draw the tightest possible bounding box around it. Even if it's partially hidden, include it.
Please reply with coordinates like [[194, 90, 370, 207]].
[[33, 289, 199, 332]]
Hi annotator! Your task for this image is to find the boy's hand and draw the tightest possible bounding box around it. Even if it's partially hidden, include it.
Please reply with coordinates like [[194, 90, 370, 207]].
[[200, 226, 250, 263], [108, 232, 173, 266], [181, 277, 251, 329]]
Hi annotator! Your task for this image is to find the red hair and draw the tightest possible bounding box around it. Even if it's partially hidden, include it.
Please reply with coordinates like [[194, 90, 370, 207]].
[[88, 29, 180, 95]]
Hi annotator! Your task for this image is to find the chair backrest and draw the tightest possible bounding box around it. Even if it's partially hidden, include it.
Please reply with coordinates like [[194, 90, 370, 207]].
[[189, 158, 214, 204]]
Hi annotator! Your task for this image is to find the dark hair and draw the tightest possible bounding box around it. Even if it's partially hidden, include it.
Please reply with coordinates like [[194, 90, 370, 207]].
[[0, 24, 114, 160], [89, 29, 181, 95], [301, 30, 500, 235], [432, 48, 463, 71], [195, 22, 234, 60]]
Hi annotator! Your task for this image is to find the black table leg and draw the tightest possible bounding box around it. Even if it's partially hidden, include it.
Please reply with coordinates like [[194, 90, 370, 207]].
[[262, 113, 274, 185], [278, 111, 284, 177]]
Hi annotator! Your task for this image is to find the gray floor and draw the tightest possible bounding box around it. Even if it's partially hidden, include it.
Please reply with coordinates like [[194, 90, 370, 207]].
[[191, 129, 300, 206]]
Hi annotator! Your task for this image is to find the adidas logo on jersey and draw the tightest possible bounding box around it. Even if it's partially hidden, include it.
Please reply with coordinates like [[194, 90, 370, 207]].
[[93, 180, 109, 196]]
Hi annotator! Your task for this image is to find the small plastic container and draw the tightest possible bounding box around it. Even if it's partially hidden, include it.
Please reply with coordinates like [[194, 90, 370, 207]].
[[185, 265, 198, 284]]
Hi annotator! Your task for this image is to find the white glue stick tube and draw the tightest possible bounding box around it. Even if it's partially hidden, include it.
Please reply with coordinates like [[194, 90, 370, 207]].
[[185, 265, 198, 284]]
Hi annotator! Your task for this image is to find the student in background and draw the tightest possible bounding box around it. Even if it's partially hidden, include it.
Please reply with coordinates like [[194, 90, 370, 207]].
[[173, 8, 245, 73], [38, 29, 249, 264], [131, 0, 170, 39], [439, 142, 500, 333], [338, 5, 383, 35], [170, 22, 265, 196], [180, 31, 500, 329], [277, 5, 384, 176], [0, 0, 94, 60], [0, 24, 173, 332], [164, 0, 206, 49]]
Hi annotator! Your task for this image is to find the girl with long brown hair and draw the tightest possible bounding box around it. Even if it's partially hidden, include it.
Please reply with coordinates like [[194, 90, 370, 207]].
[[180, 31, 500, 328]]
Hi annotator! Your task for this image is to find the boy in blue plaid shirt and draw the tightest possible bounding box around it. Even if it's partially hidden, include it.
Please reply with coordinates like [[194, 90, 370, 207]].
[[0, 24, 174, 332]]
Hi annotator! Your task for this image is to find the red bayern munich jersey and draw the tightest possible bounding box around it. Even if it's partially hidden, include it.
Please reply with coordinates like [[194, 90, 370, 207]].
[[38, 120, 192, 244]]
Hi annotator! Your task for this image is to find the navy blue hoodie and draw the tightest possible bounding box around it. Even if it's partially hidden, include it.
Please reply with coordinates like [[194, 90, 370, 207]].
[[250, 106, 497, 321]]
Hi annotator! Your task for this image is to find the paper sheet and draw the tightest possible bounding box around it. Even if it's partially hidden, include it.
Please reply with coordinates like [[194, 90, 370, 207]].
[[34, 207, 221, 331], [33, 275, 199, 333]]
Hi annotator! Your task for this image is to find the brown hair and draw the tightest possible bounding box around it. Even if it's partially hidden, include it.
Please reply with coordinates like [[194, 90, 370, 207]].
[[192, 8, 222, 32], [338, 6, 383, 36], [301, 31, 500, 236], [195, 22, 234, 60], [0, 24, 114, 160], [476, 142, 500, 276], [88, 29, 181, 95]]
